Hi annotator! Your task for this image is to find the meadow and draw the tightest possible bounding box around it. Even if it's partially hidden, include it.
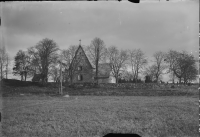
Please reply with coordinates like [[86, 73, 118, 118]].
[[1, 81, 199, 137]]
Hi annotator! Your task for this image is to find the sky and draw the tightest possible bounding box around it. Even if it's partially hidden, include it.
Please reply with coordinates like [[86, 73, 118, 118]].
[[1, 0, 199, 81]]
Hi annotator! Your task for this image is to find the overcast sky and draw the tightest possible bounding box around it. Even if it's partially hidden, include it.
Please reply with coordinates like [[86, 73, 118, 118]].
[[1, 1, 199, 81]]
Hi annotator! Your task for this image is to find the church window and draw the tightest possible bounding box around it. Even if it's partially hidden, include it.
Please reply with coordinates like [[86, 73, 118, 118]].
[[78, 75, 83, 81], [78, 66, 82, 71]]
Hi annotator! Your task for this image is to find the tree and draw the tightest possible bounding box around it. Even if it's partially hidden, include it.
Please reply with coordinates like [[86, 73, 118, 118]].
[[173, 51, 197, 84], [87, 37, 107, 84], [143, 65, 157, 82], [165, 50, 198, 84], [5, 54, 11, 79], [165, 50, 179, 83], [49, 65, 59, 82], [183, 63, 198, 84], [13, 50, 31, 81], [152, 51, 167, 82], [61, 45, 78, 84], [27, 47, 41, 75], [121, 70, 133, 82], [0, 46, 9, 80], [129, 49, 147, 83], [61, 45, 78, 69], [28, 38, 59, 83], [107, 46, 129, 83]]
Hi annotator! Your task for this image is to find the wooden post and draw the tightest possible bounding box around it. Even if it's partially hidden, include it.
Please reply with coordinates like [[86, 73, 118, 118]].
[[60, 62, 63, 95]]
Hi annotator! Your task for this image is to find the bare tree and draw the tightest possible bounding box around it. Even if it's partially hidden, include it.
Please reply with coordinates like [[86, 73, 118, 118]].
[[107, 46, 129, 83], [49, 65, 59, 82], [143, 65, 157, 82], [121, 70, 133, 82], [13, 50, 31, 81], [172, 51, 197, 84], [152, 51, 167, 82], [86, 37, 107, 84], [129, 49, 147, 83], [28, 38, 59, 83], [27, 47, 41, 75], [165, 50, 197, 84], [183, 63, 198, 84], [61, 45, 78, 84], [165, 50, 179, 83], [0, 46, 8, 80], [5, 54, 11, 79], [61, 45, 78, 68]]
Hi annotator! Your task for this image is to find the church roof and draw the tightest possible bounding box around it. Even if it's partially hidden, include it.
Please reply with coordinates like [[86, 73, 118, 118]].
[[69, 45, 93, 69]]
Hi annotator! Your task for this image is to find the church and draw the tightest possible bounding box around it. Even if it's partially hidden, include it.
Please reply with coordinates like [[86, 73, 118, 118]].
[[68, 42, 115, 84]]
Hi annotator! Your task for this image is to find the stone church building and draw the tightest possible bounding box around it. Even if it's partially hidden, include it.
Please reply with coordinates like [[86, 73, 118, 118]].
[[68, 43, 115, 84]]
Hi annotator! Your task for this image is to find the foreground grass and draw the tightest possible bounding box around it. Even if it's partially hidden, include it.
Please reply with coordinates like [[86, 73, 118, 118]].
[[2, 95, 198, 137]]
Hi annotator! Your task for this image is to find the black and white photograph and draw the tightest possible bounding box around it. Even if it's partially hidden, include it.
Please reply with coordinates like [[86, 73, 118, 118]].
[[0, 0, 199, 137]]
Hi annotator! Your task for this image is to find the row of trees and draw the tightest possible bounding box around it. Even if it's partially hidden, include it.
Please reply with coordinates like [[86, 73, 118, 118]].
[[12, 37, 198, 84], [13, 38, 59, 83]]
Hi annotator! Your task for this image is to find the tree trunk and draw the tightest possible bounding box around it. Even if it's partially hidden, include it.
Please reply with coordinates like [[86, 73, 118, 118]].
[[0, 64, 2, 80], [21, 74, 23, 81], [135, 70, 138, 83], [24, 72, 27, 81], [179, 77, 181, 84], [116, 76, 118, 84], [172, 72, 175, 84], [96, 63, 98, 84], [95, 47, 99, 85], [6, 66, 8, 79], [6, 57, 8, 79]]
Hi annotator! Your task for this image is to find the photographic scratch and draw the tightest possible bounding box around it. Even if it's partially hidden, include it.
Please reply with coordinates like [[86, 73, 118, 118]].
[[118, 13, 122, 25]]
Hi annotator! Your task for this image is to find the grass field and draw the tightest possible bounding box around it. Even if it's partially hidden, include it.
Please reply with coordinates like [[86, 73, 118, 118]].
[[1, 95, 198, 137]]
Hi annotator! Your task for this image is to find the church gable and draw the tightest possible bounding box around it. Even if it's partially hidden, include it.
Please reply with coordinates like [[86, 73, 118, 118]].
[[69, 44, 94, 83], [72, 45, 93, 69]]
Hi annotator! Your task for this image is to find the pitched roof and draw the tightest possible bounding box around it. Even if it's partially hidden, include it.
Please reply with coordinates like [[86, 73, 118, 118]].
[[69, 45, 93, 69], [32, 74, 42, 82]]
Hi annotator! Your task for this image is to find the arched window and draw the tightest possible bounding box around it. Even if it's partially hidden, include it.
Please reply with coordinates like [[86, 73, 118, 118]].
[[78, 75, 83, 81]]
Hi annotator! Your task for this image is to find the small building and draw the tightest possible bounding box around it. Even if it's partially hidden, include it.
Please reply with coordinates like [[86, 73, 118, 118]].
[[32, 74, 42, 82], [96, 63, 116, 83]]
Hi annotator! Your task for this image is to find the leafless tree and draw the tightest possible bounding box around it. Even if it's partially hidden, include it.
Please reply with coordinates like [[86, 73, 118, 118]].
[[143, 65, 157, 82], [86, 37, 107, 84], [60, 45, 78, 84], [0, 46, 10, 80], [152, 51, 167, 82], [13, 50, 31, 81], [165, 50, 197, 84], [129, 49, 147, 83], [27, 47, 41, 75], [28, 38, 59, 83], [165, 50, 179, 83], [61, 45, 78, 68], [171, 51, 197, 84], [0, 46, 6, 80], [121, 70, 133, 81], [107, 46, 129, 83], [5, 54, 11, 79], [49, 65, 59, 82]]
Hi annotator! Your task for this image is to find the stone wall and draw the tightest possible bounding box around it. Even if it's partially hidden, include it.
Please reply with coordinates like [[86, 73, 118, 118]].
[[98, 83, 172, 90], [69, 82, 196, 90]]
